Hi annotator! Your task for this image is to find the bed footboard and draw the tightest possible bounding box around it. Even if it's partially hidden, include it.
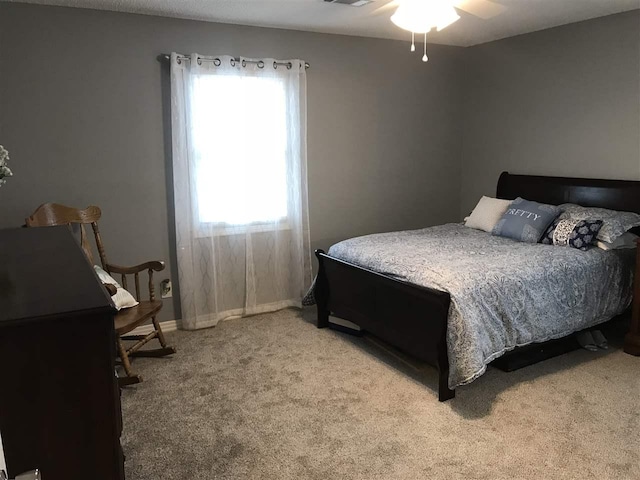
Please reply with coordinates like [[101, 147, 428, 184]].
[[315, 249, 454, 401]]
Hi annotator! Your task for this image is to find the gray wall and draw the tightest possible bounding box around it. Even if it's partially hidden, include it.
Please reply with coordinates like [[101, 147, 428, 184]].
[[1, 4, 638, 322], [0, 3, 465, 321], [460, 10, 640, 216]]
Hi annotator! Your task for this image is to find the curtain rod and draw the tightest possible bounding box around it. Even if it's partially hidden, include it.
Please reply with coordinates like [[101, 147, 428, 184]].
[[157, 53, 310, 70]]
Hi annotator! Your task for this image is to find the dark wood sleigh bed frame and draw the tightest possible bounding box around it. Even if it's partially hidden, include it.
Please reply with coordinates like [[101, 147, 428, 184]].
[[314, 172, 640, 401]]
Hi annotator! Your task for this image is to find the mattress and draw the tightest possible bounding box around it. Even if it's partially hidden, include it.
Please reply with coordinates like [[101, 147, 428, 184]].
[[328, 223, 635, 388]]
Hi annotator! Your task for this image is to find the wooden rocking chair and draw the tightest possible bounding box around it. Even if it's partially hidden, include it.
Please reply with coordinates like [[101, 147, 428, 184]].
[[26, 203, 176, 386]]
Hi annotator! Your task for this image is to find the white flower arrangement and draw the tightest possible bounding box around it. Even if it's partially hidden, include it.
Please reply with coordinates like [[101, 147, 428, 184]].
[[0, 145, 13, 187]]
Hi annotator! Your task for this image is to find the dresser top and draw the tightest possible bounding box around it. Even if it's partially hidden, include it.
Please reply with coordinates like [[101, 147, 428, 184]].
[[0, 226, 115, 326]]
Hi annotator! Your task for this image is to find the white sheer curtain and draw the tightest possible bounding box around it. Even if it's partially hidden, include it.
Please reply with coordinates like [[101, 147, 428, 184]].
[[170, 53, 312, 330]]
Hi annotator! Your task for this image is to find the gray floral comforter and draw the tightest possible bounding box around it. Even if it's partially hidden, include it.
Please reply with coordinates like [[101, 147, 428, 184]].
[[328, 224, 635, 388]]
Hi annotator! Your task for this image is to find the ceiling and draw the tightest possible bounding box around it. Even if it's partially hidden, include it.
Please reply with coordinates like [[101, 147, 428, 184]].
[[2, 0, 639, 46]]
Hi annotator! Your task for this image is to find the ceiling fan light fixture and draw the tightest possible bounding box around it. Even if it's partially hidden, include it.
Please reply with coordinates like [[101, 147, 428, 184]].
[[391, 0, 460, 63], [324, 0, 373, 6], [390, 0, 460, 34], [390, 2, 431, 34]]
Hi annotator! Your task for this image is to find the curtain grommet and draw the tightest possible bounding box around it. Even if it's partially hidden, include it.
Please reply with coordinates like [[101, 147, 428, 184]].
[[242, 59, 246, 67], [177, 58, 182, 64], [286, 62, 292, 70], [214, 58, 221, 67], [258, 60, 264, 69], [197, 57, 202, 66], [273, 61, 278, 69], [230, 58, 236, 67]]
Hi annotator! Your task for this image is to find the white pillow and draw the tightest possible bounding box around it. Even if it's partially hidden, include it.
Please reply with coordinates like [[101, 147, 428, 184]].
[[596, 232, 638, 251], [94, 265, 139, 311], [465, 196, 512, 232]]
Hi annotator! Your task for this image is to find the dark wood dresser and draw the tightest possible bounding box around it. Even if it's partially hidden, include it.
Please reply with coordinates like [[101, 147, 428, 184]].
[[0, 227, 124, 479], [624, 239, 640, 355]]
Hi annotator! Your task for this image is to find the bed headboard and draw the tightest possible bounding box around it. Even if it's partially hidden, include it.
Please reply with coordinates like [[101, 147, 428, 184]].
[[497, 171, 640, 235]]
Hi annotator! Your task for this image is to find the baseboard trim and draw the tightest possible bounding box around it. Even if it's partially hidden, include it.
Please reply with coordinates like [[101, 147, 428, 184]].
[[129, 320, 180, 336], [126, 314, 243, 336]]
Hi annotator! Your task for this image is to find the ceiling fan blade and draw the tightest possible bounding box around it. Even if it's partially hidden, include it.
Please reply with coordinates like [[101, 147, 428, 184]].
[[454, 0, 506, 19], [369, 0, 400, 16]]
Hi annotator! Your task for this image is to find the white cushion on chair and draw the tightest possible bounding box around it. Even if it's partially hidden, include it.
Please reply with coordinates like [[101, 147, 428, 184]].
[[94, 265, 139, 311]]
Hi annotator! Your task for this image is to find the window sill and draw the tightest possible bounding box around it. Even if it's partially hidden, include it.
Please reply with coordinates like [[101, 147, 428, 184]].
[[195, 222, 291, 238]]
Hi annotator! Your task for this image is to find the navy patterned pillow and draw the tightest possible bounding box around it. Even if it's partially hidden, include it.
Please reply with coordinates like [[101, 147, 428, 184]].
[[541, 219, 603, 251], [569, 220, 604, 250]]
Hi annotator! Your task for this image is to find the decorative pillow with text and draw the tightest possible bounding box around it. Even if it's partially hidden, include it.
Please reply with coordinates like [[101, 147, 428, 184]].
[[492, 197, 561, 243]]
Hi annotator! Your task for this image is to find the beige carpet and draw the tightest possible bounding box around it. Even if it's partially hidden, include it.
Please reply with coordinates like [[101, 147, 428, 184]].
[[121, 308, 639, 479]]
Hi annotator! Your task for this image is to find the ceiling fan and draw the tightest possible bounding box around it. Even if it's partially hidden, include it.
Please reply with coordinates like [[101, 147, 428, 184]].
[[328, 0, 506, 62]]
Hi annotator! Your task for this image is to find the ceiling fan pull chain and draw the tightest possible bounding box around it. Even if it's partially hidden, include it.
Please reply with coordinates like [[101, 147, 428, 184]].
[[422, 33, 428, 62], [410, 31, 415, 52]]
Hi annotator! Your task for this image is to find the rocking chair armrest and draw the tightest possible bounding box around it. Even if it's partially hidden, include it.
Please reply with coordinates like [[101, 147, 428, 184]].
[[106, 261, 165, 275]]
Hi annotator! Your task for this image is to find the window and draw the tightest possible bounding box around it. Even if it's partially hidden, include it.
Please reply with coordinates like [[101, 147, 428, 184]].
[[190, 74, 289, 228]]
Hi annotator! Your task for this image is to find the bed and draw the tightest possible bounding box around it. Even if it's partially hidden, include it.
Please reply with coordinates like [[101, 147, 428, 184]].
[[314, 172, 640, 401]]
